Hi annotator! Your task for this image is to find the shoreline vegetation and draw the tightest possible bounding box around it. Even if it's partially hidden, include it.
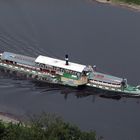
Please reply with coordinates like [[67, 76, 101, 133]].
[[0, 113, 100, 140], [91, 0, 140, 11]]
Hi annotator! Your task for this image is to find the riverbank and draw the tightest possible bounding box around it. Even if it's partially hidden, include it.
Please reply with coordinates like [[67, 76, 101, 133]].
[[92, 0, 140, 11], [0, 112, 19, 124], [0, 113, 97, 140]]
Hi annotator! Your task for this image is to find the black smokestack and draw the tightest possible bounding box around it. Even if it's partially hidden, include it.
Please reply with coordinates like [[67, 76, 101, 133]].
[[65, 54, 69, 65]]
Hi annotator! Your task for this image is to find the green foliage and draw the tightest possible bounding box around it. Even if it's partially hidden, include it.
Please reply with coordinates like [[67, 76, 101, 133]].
[[0, 120, 6, 139], [0, 113, 97, 140], [118, 0, 140, 5]]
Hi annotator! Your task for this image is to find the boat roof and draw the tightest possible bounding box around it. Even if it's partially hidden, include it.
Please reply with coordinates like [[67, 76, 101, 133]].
[[1, 52, 36, 66], [35, 55, 86, 73], [93, 71, 123, 84]]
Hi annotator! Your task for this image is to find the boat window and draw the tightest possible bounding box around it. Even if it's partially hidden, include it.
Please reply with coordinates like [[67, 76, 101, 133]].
[[10, 61, 13, 64], [51, 70, 55, 74], [77, 73, 81, 78], [82, 71, 86, 76]]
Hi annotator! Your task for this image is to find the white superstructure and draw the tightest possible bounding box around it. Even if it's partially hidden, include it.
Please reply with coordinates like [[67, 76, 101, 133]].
[[35, 55, 86, 73]]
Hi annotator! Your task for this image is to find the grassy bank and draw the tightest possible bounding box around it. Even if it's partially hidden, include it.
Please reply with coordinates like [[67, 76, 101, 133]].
[[116, 0, 140, 5], [0, 113, 98, 140], [94, 0, 140, 11]]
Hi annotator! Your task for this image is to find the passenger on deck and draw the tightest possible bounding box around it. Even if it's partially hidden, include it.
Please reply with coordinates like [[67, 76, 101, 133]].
[[121, 78, 127, 90]]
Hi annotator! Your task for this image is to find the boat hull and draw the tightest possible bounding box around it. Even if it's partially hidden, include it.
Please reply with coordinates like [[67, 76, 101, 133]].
[[86, 82, 140, 97]]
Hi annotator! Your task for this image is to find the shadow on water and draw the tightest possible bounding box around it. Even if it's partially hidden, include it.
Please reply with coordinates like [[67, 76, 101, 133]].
[[1, 68, 140, 101]]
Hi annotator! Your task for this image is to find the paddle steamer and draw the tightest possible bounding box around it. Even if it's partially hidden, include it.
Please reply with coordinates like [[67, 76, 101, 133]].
[[0, 52, 140, 96]]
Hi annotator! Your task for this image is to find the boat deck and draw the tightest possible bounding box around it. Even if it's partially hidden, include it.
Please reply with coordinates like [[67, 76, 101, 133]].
[[1, 52, 36, 67], [0, 61, 55, 79], [87, 83, 140, 96]]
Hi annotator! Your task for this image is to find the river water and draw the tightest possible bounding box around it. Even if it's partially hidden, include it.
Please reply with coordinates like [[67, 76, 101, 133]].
[[0, 0, 140, 140]]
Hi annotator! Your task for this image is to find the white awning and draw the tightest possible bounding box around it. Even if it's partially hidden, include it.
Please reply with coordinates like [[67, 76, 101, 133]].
[[35, 55, 86, 73]]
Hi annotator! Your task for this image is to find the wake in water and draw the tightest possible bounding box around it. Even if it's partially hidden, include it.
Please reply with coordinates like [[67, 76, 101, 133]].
[[0, 0, 48, 57]]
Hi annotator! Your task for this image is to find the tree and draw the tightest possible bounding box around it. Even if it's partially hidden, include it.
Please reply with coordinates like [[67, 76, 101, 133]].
[[0, 113, 97, 140]]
